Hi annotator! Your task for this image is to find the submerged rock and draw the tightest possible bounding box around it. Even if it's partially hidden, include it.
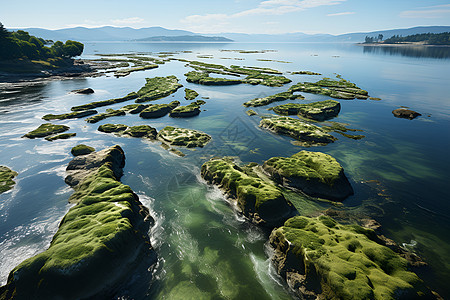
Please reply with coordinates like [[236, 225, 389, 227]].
[[71, 144, 95, 156], [272, 100, 341, 121], [0, 166, 18, 194], [157, 126, 211, 148], [139, 101, 180, 119], [42, 109, 97, 121], [71, 88, 94, 94], [201, 158, 296, 228], [392, 108, 421, 120], [262, 150, 353, 201], [44, 132, 76, 141], [269, 215, 436, 299], [260, 116, 337, 145], [0, 146, 156, 300], [22, 123, 70, 139]]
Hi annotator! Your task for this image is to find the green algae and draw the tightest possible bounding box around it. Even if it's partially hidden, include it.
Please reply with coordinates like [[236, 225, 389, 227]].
[[185, 71, 243, 85], [271, 100, 341, 121], [158, 126, 211, 148], [321, 121, 365, 140], [291, 71, 322, 75], [201, 158, 295, 227], [260, 116, 337, 145], [71, 92, 139, 111], [85, 108, 125, 123], [243, 91, 302, 107], [262, 150, 353, 201], [71, 144, 95, 156], [289, 77, 369, 100], [246, 110, 257, 116], [114, 64, 158, 77], [135, 76, 183, 103], [45, 133, 76, 142], [270, 216, 433, 299], [22, 123, 70, 139], [98, 124, 157, 139], [243, 72, 291, 87], [0, 146, 155, 300], [0, 166, 18, 194], [184, 88, 199, 100], [42, 110, 97, 121], [139, 100, 180, 119], [170, 103, 201, 118]]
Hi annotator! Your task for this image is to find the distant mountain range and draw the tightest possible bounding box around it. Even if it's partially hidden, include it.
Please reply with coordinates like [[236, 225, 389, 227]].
[[10, 25, 450, 43]]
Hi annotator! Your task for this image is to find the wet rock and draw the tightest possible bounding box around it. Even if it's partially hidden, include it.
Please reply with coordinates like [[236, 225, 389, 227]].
[[71, 144, 95, 156], [157, 126, 210, 148], [22, 123, 70, 139], [71, 88, 94, 94], [272, 100, 341, 121], [139, 101, 180, 119], [0, 166, 18, 194], [392, 108, 421, 120]]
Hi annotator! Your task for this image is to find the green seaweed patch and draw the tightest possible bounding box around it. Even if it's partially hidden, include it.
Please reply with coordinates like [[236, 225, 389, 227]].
[[71, 144, 95, 156], [260, 116, 337, 146], [98, 124, 157, 139], [158, 126, 211, 148], [185, 71, 243, 86], [243, 73, 291, 87], [114, 64, 158, 77], [85, 109, 125, 124], [243, 91, 302, 107], [139, 101, 180, 119], [45, 133, 76, 142], [71, 92, 138, 111], [272, 100, 340, 121], [43, 110, 97, 121], [289, 77, 369, 100], [135, 76, 183, 103], [246, 110, 257, 116], [169, 103, 201, 118], [23, 123, 70, 139], [322, 122, 365, 140], [201, 158, 295, 227], [270, 216, 433, 299], [291, 71, 322, 75], [184, 88, 199, 100], [0, 166, 18, 194]]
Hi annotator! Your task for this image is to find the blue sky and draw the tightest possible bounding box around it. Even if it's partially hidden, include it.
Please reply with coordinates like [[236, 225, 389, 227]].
[[2, 0, 450, 34]]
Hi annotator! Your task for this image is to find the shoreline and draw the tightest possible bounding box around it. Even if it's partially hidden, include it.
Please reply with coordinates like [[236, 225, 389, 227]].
[[357, 42, 450, 47]]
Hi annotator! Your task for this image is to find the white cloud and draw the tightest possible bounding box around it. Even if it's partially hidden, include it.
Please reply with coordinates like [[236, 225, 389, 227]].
[[327, 11, 355, 17], [181, 0, 346, 33], [400, 7, 450, 19]]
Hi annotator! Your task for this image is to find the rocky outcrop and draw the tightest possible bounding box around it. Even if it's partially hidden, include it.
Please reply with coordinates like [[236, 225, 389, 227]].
[[139, 101, 180, 119], [71, 88, 94, 94], [269, 216, 436, 299], [98, 124, 157, 139], [0, 146, 156, 300], [262, 150, 353, 201], [71, 144, 95, 156], [260, 116, 337, 146], [169, 103, 201, 118], [42, 110, 97, 121], [243, 91, 303, 107], [272, 100, 341, 121], [0, 166, 17, 194], [289, 77, 369, 100], [392, 108, 421, 120], [157, 126, 211, 148], [22, 123, 70, 139], [135, 76, 183, 103], [201, 158, 296, 228]]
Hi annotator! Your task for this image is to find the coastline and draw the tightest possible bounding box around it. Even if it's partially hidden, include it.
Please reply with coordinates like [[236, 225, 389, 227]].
[[357, 42, 450, 47]]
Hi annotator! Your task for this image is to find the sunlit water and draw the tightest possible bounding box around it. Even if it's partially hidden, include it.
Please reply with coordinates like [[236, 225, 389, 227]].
[[0, 42, 449, 299]]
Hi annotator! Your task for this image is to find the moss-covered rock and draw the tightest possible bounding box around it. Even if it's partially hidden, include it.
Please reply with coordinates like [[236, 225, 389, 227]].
[[45, 133, 76, 142], [71, 88, 94, 94], [0, 146, 156, 300], [42, 110, 97, 121], [114, 64, 158, 77], [260, 117, 337, 145], [243, 91, 303, 107], [85, 109, 126, 123], [246, 110, 257, 116], [157, 126, 211, 148], [262, 151, 353, 201], [139, 101, 180, 119], [272, 100, 341, 121], [269, 216, 435, 299], [243, 73, 291, 87], [22, 123, 70, 139], [201, 158, 296, 227], [184, 88, 199, 100], [392, 108, 421, 120], [98, 124, 157, 140], [321, 121, 366, 140], [0, 166, 18, 194], [169, 103, 201, 118], [71, 144, 95, 156], [185, 71, 243, 86], [71, 92, 138, 111], [291, 71, 322, 75], [289, 77, 369, 100], [135, 76, 183, 103]]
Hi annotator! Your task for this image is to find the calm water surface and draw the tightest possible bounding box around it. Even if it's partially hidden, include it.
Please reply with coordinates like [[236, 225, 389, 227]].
[[0, 42, 449, 299]]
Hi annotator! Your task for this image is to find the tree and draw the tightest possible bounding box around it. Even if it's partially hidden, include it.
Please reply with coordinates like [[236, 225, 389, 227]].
[[378, 34, 383, 41]]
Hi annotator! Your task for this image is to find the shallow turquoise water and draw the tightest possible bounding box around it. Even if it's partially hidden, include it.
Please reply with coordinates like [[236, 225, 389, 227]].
[[0, 42, 449, 298]]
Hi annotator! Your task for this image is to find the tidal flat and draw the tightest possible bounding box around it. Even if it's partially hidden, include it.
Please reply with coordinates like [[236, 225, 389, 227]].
[[0, 42, 449, 299]]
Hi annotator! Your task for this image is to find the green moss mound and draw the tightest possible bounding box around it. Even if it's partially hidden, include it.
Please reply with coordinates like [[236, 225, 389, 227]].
[[0, 146, 156, 300], [260, 116, 337, 145], [246, 110, 257, 116], [139, 101, 180, 119], [270, 216, 434, 299], [45, 133, 76, 142], [243, 91, 303, 107], [272, 100, 341, 121], [158, 126, 211, 148], [98, 124, 157, 139], [0, 166, 18, 194], [184, 88, 199, 100], [263, 150, 353, 201], [135, 76, 183, 103], [85, 108, 126, 123], [22, 123, 70, 139], [42, 110, 97, 121], [169, 103, 201, 118], [71, 144, 95, 156], [185, 71, 243, 86], [201, 158, 295, 227], [289, 77, 369, 100]]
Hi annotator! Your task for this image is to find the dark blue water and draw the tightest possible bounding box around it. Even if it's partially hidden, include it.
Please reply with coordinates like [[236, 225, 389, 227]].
[[0, 42, 449, 298]]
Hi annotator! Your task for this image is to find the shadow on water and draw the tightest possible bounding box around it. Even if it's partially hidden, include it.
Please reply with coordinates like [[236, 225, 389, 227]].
[[362, 45, 450, 59], [0, 82, 47, 113]]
